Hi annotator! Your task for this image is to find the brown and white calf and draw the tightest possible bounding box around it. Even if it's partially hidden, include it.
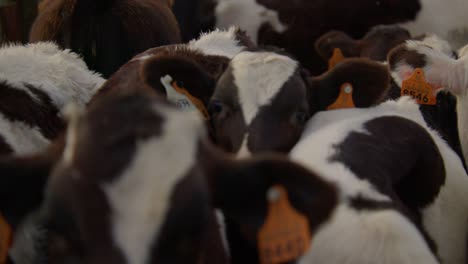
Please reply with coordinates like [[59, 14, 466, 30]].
[[0, 42, 104, 156], [30, 0, 181, 77], [14, 92, 337, 264], [214, 0, 421, 73], [210, 49, 390, 157], [289, 97, 468, 264], [389, 40, 468, 167]]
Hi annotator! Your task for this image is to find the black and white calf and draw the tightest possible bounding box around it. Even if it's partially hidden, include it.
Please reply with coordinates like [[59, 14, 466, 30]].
[[0, 42, 104, 155], [289, 97, 468, 264], [16, 92, 337, 263], [210, 49, 390, 156]]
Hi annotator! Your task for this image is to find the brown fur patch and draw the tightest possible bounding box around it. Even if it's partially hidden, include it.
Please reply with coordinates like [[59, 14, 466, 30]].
[[0, 81, 64, 140]]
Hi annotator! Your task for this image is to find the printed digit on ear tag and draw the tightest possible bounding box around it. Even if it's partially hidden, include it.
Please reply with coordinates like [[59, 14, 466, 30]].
[[327, 83, 355, 110], [160, 75, 211, 120], [0, 214, 12, 263], [401, 68, 437, 105], [258, 185, 311, 264], [328, 48, 345, 70]]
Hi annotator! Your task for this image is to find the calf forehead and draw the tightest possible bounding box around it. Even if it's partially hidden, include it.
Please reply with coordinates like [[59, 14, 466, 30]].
[[230, 51, 299, 124]]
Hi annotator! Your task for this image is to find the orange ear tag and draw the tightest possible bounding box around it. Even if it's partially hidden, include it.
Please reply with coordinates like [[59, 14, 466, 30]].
[[0, 214, 12, 263], [160, 75, 210, 120], [327, 83, 356, 110], [401, 68, 437, 105], [258, 185, 311, 264], [328, 48, 345, 70]]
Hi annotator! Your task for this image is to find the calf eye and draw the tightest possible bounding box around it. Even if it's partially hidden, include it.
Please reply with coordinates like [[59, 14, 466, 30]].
[[293, 111, 309, 125], [176, 80, 185, 88], [208, 100, 226, 119]]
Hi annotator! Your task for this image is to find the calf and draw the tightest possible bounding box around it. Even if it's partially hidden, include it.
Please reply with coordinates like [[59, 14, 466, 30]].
[[389, 40, 468, 167], [290, 97, 468, 264], [0, 42, 104, 155], [214, 0, 421, 73], [12, 92, 337, 263], [210, 49, 390, 156], [30, 0, 181, 77]]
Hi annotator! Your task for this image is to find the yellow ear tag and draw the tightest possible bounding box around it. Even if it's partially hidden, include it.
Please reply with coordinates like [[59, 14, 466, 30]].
[[0, 214, 12, 263], [328, 48, 345, 70], [258, 185, 311, 264], [160, 75, 210, 120], [327, 83, 356, 110], [401, 68, 437, 105]]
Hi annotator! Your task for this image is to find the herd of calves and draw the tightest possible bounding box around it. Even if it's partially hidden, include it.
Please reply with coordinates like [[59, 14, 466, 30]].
[[3, 7, 468, 264]]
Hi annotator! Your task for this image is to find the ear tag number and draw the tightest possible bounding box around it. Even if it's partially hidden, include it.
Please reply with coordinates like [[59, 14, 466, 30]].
[[258, 185, 311, 264], [401, 68, 437, 105], [327, 83, 356, 110], [328, 48, 345, 70], [160, 75, 210, 120], [0, 214, 12, 263]]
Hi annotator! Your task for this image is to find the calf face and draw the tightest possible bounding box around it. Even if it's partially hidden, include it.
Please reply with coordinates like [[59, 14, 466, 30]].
[[315, 25, 412, 62], [32, 92, 337, 264], [210, 50, 390, 156]]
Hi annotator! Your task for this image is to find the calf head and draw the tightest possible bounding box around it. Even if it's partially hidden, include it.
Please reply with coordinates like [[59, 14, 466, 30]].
[[315, 25, 411, 62], [210, 50, 390, 156], [389, 40, 468, 165]]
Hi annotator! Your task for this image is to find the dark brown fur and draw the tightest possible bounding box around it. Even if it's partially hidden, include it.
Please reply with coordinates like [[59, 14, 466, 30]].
[[315, 25, 412, 62], [30, 0, 182, 77], [253, 0, 421, 74], [330, 116, 445, 256]]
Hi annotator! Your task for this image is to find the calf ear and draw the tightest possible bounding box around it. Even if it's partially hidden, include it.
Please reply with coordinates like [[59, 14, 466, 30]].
[[308, 58, 390, 111], [388, 43, 464, 96], [207, 154, 337, 238], [141, 55, 216, 104], [0, 136, 64, 228], [315, 31, 358, 62]]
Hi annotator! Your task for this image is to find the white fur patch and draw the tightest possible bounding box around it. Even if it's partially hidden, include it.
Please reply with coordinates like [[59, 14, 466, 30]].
[[400, 0, 468, 49], [298, 204, 439, 264], [232, 51, 298, 125], [160, 75, 199, 113], [0, 112, 49, 155], [215, 0, 287, 43], [189, 27, 246, 59], [0, 42, 105, 111], [459, 44, 468, 59], [293, 97, 468, 264], [102, 106, 205, 264]]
